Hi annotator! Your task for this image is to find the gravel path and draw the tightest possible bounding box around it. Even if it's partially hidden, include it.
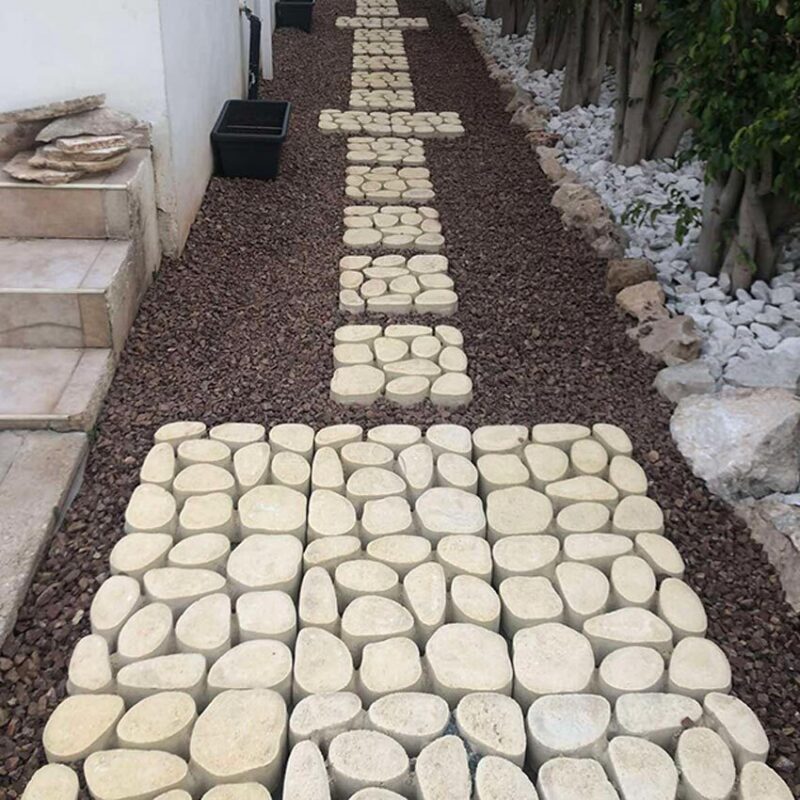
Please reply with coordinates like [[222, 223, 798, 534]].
[[1, 0, 798, 795]]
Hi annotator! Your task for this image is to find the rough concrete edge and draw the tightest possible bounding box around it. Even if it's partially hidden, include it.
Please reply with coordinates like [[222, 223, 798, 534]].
[[0, 432, 89, 647]]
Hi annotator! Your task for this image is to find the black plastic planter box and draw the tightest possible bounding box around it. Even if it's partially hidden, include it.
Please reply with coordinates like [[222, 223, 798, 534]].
[[211, 100, 291, 180], [276, 0, 315, 32]]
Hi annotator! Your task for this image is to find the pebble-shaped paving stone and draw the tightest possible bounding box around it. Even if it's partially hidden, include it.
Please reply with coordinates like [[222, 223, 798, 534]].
[[336, 16, 429, 29], [319, 109, 465, 137], [21, 420, 794, 800]]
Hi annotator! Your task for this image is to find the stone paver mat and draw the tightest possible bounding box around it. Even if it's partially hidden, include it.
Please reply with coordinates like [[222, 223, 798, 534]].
[[347, 137, 427, 167], [22, 420, 794, 799], [319, 109, 464, 137], [346, 165, 433, 202], [353, 55, 410, 71], [336, 16, 430, 29], [352, 71, 413, 90], [338, 253, 458, 316], [331, 324, 468, 405], [350, 89, 416, 111], [342, 204, 444, 252], [354, 28, 405, 41]]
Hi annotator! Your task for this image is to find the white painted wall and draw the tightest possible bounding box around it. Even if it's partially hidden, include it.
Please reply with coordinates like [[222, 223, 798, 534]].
[[0, 0, 261, 256]]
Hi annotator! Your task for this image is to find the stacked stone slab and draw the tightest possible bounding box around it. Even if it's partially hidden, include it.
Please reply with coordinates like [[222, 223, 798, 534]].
[[331, 324, 470, 405], [21, 420, 793, 799]]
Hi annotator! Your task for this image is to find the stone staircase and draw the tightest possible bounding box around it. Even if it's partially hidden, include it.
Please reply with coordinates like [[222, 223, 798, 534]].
[[0, 149, 160, 431]]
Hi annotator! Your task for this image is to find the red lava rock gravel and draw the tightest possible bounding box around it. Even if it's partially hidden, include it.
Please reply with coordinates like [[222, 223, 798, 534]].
[[1, 0, 798, 796]]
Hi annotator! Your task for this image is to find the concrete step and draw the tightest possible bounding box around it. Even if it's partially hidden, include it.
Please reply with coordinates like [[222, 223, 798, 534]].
[[0, 429, 88, 645], [0, 238, 145, 352], [0, 347, 114, 431], [0, 149, 160, 273]]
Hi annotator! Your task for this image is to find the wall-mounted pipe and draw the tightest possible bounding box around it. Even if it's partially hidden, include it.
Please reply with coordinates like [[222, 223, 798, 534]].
[[240, 5, 262, 100]]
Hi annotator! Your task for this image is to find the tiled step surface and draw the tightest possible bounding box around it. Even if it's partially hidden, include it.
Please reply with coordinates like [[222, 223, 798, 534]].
[[0, 429, 88, 644], [0, 347, 114, 431], [0, 150, 159, 270], [0, 238, 145, 352]]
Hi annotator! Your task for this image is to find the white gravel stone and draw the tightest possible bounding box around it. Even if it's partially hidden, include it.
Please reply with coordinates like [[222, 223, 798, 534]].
[[435, 452, 478, 492], [562, 533, 633, 571], [366, 534, 431, 577], [425, 423, 472, 457], [456, 692, 526, 765], [236, 590, 297, 646], [328, 730, 410, 797], [545, 476, 619, 511], [21, 764, 79, 800], [635, 533, 685, 578], [269, 423, 315, 460], [282, 741, 331, 800], [675, 727, 736, 800], [289, 691, 363, 749], [668, 637, 732, 700], [298, 566, 340, 634], [657, 578, 707, 639], [189, 689, 287, 791], [526, 694, 611, 768], [84, 749, 192, 800], [702, 692, 769, 769], [67, 634, 113, 695], [401, 561, 447, 641], [492, 535, 560, 583], [207, 640, 293, 702], [175, 593, 231, 661], [555, 502, 611, 536], [335, 559, 400, 608], [555, 562, 610, 627], [536, 757, 620, 800], [473, 424, 529, 457], [125, 483, 177, 535], [117, 602, 174, 666], [512, 623, 595, 709], [415, 486, 486, 542], [425, 623, 513, 707], [154, 420, 207, 447], [341, 595, 414, 659], [597, 646, 665, 701], [308, 490, 358, 540], [116, 692, 197, 757], [90, 574, 142, 646], [143, 567, 226, 614], [293, 628, 355, 701], [110, 533, 173, 580], [140, 443, 176, 490], [367, 691, 449, 755], [614, 693, 703, 750], [358, 636, 424, 703], [450, 574, 501, 630], [43, 694, 124, 762], [500, 573, 565, 636], [474, 756, 538, 800], [609, 555, 656, 609], [583, 608, 674, 659], [167, 533, 231, 572], [238, 485, 307, 540], [414, 735, 471, 800], [606, 736, 678, 800], [739, 762, 794, 800], [612, 495, 664, 535], [172, 463, 236, 507], [523, 444, 570, 492], [177, 492, 235, 539], [233, 442, 272, 494], [176, 438, 231, 470], [226, 534, 303, 598], [116, 653, 207, 706]]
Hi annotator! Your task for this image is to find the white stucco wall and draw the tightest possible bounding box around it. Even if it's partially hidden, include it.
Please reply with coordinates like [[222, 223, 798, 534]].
[[0, 0, 258, 256]]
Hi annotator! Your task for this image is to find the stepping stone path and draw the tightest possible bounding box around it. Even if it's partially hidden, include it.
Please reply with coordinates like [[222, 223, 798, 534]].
[[22, 420, 793, 799], [331, 324, 470, 405], [18, 12, 793, 800]]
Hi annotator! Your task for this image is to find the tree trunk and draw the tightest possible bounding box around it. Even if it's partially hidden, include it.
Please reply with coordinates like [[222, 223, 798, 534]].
[[693, 167, 798, 290], [559, 0, 611, 110], [485, 0, 509, 21], [501, 0, 536, 36], [528, 0, 570, 71]]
